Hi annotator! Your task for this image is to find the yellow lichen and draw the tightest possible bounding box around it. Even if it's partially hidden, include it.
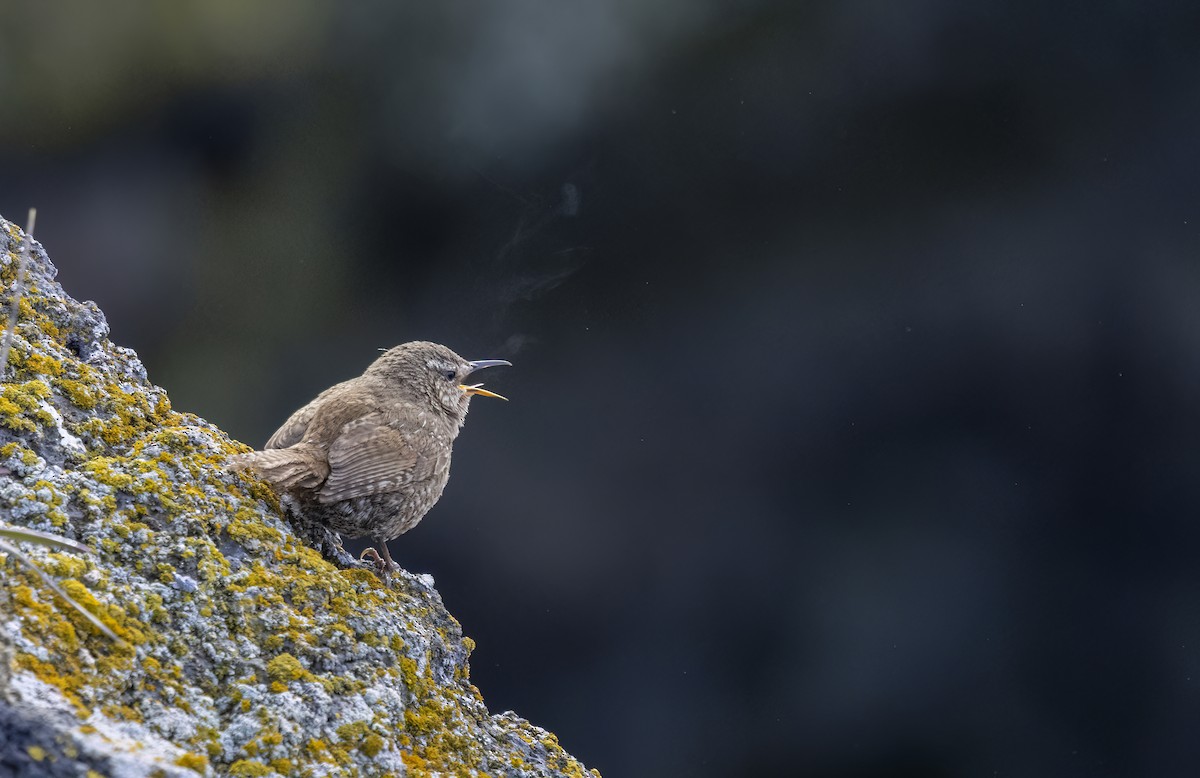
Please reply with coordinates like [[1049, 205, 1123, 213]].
[[60, 579, 139, 643], [337, 720, 387, 758], [401, 751, 430, 772], [15, 653, 90, 716], [174, 752, 208, 774], [1, 440, 40, 467], [56, 378, 97, 410], [0, 380, 53, 432], [227, 759, 271, 777], [362, 735, 384, 758], [13, 351, 64, 378], [99, 703, 142, 722], [265, 652, 316, 687], [336, 721, 369, 741], [82, 457, 135, 491], [40, 552, 88, 581], [192, 726, 222, 760]]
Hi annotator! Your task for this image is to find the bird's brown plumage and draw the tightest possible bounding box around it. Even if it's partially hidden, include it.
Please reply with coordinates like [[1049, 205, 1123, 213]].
[[229, 341, 509, 573]]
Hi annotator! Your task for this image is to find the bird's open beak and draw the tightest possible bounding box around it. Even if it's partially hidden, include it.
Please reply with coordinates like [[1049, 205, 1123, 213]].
[[461, 359, 511, 400], [460, 383, 508, 401]]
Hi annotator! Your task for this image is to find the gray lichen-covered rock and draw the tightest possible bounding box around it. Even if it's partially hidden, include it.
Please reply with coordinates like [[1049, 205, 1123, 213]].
[[0, 215, 599, 778]]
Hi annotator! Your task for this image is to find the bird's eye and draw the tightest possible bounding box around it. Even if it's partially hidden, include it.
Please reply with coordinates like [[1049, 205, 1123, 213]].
[[443, 369, 457, 381]]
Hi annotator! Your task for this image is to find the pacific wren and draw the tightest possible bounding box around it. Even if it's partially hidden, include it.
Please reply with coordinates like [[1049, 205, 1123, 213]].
[[230, 341, 509, 574]]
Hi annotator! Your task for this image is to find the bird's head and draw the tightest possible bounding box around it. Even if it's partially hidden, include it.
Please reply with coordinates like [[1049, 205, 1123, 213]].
[[366, 341, 510, 424]]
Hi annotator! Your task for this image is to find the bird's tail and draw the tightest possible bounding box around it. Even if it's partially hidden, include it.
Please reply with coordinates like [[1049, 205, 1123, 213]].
[[228, 445, 329, 492]]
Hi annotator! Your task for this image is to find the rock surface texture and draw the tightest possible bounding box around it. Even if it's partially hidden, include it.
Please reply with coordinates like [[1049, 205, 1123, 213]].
[[0, 215, 598, 778]]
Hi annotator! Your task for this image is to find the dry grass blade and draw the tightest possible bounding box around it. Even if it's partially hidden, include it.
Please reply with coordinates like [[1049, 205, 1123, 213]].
[[0, 538, 123, 644], [0, 524, 95, 556], [0, 521, 124, 644]]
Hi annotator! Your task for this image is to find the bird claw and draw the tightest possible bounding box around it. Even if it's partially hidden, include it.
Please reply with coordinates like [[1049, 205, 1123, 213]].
[[360, 547, 397, 583]]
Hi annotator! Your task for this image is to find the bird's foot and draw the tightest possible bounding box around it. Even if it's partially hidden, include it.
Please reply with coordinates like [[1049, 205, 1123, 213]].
[[360, 546, 398, 584]]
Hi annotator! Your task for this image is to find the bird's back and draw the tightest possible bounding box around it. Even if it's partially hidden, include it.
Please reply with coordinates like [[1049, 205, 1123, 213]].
[[265, 381, 352, 450]]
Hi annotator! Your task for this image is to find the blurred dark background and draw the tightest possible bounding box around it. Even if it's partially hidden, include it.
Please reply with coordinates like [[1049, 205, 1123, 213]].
[[4, 1, 1200, 775]]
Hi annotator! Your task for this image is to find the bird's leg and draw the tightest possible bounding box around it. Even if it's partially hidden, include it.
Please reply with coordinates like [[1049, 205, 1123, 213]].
[[376, 541, 398, 573]]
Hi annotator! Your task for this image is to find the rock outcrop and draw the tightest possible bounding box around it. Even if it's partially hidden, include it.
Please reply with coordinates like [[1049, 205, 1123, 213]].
[[0, 215, 597, 778]]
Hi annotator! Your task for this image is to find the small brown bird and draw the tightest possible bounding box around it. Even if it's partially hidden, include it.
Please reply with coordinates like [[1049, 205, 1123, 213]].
[[230, 341, 510, 574]]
